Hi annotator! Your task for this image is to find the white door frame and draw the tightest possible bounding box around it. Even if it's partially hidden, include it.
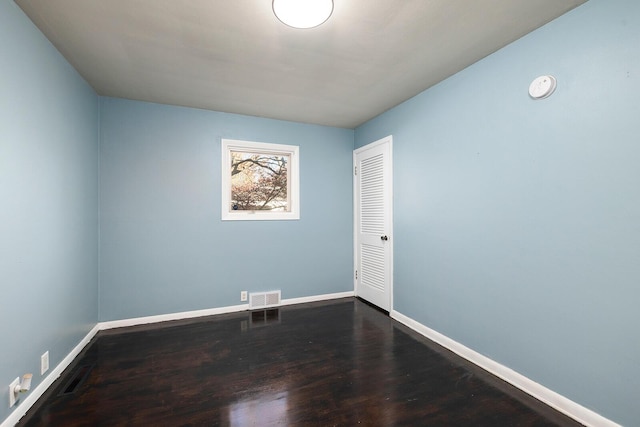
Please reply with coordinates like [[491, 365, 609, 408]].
[[353, 135, 393, 312]]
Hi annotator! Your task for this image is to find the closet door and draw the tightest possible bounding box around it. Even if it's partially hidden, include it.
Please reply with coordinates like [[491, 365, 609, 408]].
[[354, 136, 393, 311]]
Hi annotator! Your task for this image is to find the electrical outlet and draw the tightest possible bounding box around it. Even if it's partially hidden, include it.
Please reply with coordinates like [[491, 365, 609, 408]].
[[41, 351, 49, 375], [9, 377, 19, 408], [240, 291, 248, 302]]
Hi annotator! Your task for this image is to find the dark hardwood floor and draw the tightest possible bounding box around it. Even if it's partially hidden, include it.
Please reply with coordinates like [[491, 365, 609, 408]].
[[19, 298, 582, 426]]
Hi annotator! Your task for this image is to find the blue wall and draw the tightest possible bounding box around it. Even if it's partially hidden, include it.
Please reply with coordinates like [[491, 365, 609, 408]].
[[99, 98, 354, 321], [355, 0, 639, 424], [0, 0, 100, 423]]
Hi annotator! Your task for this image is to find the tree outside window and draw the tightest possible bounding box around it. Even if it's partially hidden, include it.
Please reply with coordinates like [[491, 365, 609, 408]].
[[222, 139, 299, 221], [230, 152, 290, 211]]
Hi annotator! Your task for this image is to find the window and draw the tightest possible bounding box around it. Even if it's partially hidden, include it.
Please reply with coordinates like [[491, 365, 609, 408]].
[[221, 139, 299, 221]]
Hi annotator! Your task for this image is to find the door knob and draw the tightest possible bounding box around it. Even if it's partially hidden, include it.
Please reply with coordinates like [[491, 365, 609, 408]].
[[381, 235, 388, 241]]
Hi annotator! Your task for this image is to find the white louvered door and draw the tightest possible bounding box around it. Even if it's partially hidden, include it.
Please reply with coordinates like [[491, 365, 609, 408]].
[[354, 136, 392, 311]]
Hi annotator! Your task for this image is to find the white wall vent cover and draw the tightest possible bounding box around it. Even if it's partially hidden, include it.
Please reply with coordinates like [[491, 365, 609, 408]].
[[249, 290, 281, 309]]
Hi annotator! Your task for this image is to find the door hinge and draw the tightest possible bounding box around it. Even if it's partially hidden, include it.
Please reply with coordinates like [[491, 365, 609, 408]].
[[354, 166, 357, 175], [355, 270, 358, 280]]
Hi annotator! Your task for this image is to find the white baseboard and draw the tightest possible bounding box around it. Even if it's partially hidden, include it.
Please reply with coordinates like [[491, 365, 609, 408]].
[[390, 310, 620, 427], [280, 291, 354, 307], [99, 303, 250, 330], [1, 324, 100, 427], [100, 291, 354, 330]]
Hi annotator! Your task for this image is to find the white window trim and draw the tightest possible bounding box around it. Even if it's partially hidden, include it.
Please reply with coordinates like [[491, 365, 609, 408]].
[[221, 138, 300, 221]]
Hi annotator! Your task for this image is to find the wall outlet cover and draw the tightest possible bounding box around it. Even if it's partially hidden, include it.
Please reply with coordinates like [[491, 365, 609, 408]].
[[9, 377, 19, 408], [240, 291, 248, 302]]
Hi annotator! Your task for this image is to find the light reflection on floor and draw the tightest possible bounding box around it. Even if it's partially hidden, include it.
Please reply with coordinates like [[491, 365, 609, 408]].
[[229, 391, 288, 426]]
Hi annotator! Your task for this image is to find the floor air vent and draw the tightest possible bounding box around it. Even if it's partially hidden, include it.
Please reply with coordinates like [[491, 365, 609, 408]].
[[59, 364, 94, 396], [249, 290, 281, 309]]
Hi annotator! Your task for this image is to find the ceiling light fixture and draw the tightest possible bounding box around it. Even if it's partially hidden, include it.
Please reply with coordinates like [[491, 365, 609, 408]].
[[272, 0, 334, 29]]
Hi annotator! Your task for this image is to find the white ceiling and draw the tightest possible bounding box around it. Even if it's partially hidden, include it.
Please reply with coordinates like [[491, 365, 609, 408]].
[[17, 0, 586, 129]]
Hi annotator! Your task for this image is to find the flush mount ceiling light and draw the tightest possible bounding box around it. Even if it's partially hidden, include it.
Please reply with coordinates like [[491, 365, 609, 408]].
[[273, 0, 334, 29]]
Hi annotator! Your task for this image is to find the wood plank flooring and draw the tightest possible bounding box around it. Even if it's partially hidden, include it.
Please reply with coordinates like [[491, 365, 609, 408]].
[[19, 298, 582, 426]]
